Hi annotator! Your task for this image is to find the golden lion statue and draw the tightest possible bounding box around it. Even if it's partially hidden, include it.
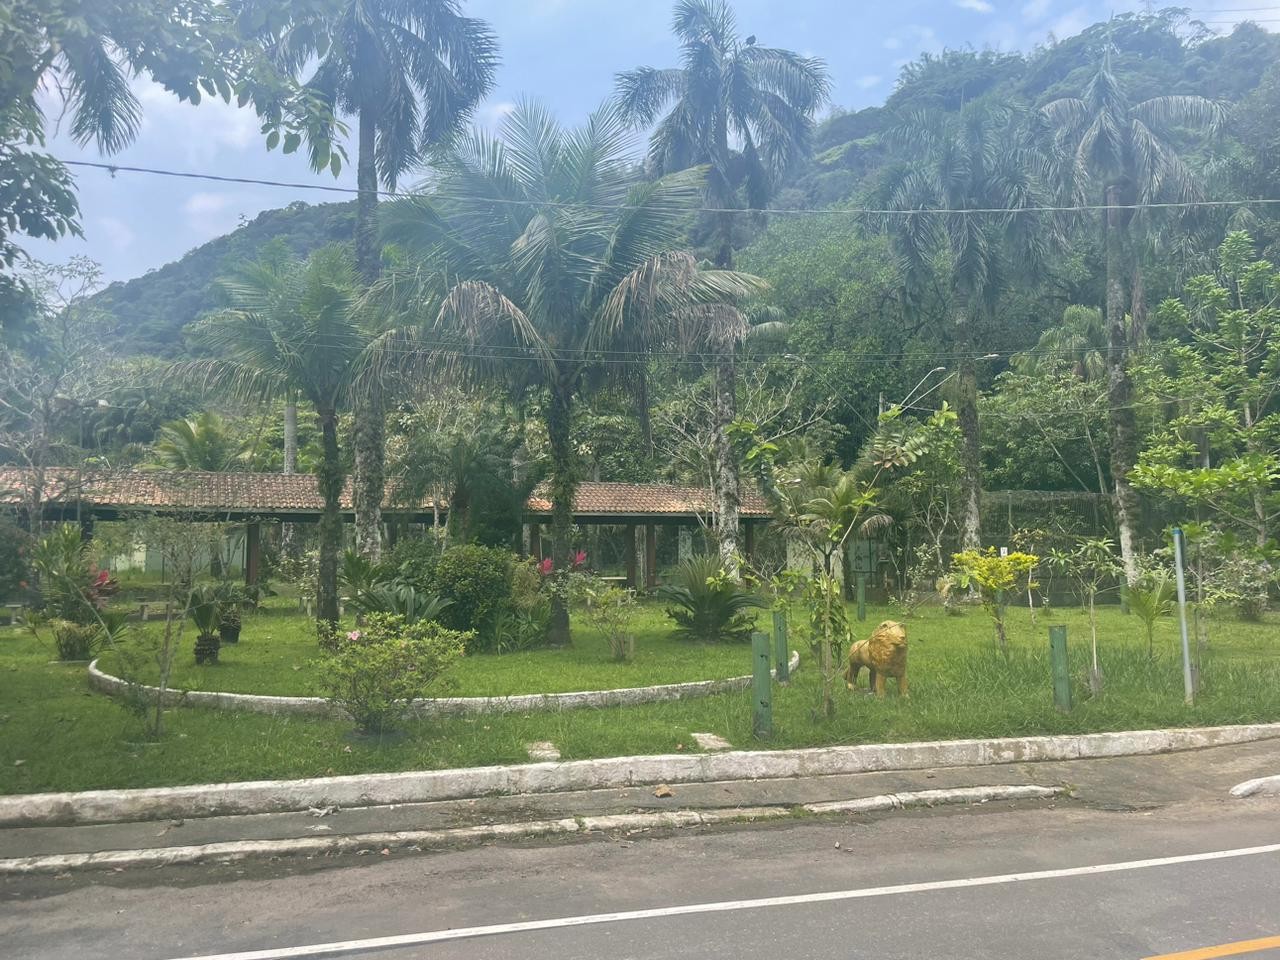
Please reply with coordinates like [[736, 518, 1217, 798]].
[[844, 620, 908, 698]]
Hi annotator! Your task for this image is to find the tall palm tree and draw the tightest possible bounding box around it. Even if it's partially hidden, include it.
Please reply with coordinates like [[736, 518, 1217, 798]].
[[1042, 45, 1223, 586], [380, 101, 763, 644], [178, 246, 368, 628], [1012, 305, 1108, 382], [153, 412, 247, 471], [876, 101, 1049, 550], [614, 0, 828, 573], [265, 0, 499, 563]]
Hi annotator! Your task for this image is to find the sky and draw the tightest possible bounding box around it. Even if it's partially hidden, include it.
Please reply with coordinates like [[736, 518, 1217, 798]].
[[30, 0, 1280, 286]]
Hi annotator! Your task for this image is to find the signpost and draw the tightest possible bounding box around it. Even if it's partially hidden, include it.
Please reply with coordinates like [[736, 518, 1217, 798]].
[[1172, 527, 1195, 705], [772, 610, 790, 683]]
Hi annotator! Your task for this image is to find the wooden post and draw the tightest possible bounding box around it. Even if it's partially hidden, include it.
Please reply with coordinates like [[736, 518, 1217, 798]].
[[644, 524, 657, 591], [743, 521, 756, 566], [678, 526, 693, 562], [773, 609, 789, 683], [752, 630, 773, 739], [856, 574, 867, 622], [624, 524, 638, 589], [244, 522, 261, 588], [1049, 625, 1072, 712]]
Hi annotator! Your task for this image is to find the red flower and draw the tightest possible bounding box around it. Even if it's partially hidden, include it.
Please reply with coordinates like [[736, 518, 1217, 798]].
[[93, 569, 110, 587], [539, 557, 554, 576], [573, 550, 587, 568]]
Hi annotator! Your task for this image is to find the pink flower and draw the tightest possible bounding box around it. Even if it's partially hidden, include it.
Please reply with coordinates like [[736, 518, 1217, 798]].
[[539, 557, 554, 576], [573, 550, 587, 568], [347, 630, 362, 642]]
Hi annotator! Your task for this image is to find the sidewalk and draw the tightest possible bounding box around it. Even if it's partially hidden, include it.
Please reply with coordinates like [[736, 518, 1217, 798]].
[[2, 738, 1275, 868]]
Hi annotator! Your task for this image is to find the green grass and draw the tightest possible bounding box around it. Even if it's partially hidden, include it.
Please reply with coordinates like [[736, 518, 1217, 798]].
[[94, 603, 753, 697], [4, 602, 1280, 796]]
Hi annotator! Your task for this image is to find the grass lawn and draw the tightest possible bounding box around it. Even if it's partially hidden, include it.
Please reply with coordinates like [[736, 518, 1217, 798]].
[[94, 602, 755, 697], [4, 602, 1280, 796]]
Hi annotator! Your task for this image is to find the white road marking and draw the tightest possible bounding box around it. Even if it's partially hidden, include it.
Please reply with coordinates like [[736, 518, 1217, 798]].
[[164, 842, 1280, 960]]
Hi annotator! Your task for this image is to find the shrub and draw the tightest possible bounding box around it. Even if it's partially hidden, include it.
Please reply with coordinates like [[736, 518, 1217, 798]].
[[189, 585, 223, 664], [1129, 569, 1175, 658], [952, 548, 1040, 652], [658, 555, 764, 643], [29, 524, 118, 624], [321, 613, 468, 734], [572, 575, 637, 661], [350, 581, 452, 625], [428, 544, 515, 637], [384, 537, 441, 587]]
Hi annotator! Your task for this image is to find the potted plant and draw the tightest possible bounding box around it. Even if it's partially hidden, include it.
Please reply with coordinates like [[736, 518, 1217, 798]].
[[190, 586, 223, 664], [216, 583, 246, 644]]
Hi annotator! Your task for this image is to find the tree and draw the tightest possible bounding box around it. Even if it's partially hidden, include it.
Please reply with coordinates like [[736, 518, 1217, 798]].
[[1012, 305, 1108, 382], [1131, 232, 1280, 548], [615, 0, 829, 571], [380, 102, 762, 645], [876, 100, 1050, 550], [261, 0, 499, 562], [1042, 44, 1224, 587], [153, 413, 248, 472], [177, 246, 367, 628], [0, 0, 341, 317]]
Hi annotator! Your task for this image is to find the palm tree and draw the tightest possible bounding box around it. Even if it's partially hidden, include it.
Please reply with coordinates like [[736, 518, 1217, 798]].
[[876, 101, 1050, 550], [178, 246, 368, 628], [265, 0, 499, 563], [1041, 44, 1223, 586], [153, 412, 247, 471], [1012, 305, 1107, 382], [615, 0, 829, 573], [380, 101, 763, 644]]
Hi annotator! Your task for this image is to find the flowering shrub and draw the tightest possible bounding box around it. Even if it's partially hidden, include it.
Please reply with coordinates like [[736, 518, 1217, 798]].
[[321, 614, 469, 734]]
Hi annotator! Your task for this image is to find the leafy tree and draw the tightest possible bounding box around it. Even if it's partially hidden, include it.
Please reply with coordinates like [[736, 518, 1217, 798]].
[[1045, 537, 1120, 692], [257, 0, 499, 562], [1131, 232, 1280, 548], [153, 413, 248, 471], [875, 100, 1050, 550], [177, 245, 368, 628], [615, 0, 829, 570], [1041, 45, 1224, 586], [1012, 305, 1108, 383], [380, 102, 761, 644], [952, 548, 1039, 653]]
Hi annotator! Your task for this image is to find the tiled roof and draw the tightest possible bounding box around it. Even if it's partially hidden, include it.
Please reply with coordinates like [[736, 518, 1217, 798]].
[[0, 468, 769, 519]]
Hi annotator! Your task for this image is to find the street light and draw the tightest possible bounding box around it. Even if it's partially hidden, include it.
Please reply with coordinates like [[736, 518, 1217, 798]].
[[900, 366, 948, 408]]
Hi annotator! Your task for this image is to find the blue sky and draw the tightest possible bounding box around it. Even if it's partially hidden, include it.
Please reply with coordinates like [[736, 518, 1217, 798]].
[[33, 0, 1278, 284]]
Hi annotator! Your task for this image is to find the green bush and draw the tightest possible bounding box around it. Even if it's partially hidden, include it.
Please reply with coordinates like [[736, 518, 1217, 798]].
[[657, 555, 764, 643], [384, 537, 441, 587], [321, 613, 468, 734], [428, 544, 515, 639]]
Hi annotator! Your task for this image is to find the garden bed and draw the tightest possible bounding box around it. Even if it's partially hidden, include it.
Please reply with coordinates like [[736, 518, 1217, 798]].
[[4, 604, 1280, 796]]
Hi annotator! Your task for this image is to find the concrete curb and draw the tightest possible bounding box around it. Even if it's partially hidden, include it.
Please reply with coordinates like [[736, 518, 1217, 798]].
[[2, 723, 1273, 828], [1229, 775, 1280, 798], [0, 785, 1064, 875], [85, 651, 802, 719]]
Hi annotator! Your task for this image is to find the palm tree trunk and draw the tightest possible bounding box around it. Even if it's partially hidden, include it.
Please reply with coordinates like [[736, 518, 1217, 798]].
[[281, 398, 299, 561], [954, 297, 982, 551], [546, 386, 575, 646], [712, 354, 741, 577], [352, 102, 385, 562], [1105, 186, 1140, 589], [316, 407, 343, 628]]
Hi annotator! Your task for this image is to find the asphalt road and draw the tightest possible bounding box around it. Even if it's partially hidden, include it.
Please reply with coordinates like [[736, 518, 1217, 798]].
[[4, 794, 1280, 960]]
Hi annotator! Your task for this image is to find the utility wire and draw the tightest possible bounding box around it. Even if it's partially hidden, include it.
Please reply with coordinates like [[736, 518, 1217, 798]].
[[56, 157, 1280, 218]]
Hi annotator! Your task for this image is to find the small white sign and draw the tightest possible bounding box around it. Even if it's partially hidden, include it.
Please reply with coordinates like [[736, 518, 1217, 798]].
[[999, 546, 1009, 557]]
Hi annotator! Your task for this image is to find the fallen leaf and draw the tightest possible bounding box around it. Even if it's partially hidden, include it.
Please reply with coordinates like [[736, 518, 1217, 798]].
[[13, 759, 24, 766], [342, 745, 352, 754], [653, 784, 674, 799]]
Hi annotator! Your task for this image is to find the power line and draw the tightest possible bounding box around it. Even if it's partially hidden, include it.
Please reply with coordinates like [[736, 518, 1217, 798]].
[[56, 157, 1280, 218]]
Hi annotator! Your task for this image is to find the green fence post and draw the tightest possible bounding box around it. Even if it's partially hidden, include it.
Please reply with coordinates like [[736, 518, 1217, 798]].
[[752, 630, 773, 739], [856, 574, 867, 622], [1049, 625, 1071, 713], [772, 609, 790, 683]]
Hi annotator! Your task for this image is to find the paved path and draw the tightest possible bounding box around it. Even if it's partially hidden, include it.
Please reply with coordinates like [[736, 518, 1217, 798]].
[[2, 740, 1280, 959]]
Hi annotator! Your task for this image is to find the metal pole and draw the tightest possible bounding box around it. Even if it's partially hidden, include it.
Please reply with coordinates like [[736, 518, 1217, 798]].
[[751, 630, 773, 739], [1049, 625, 1071, 712], [856, 574, 867, 622], [1172, 527, 1194, 705], [772, 609, 789, 683]]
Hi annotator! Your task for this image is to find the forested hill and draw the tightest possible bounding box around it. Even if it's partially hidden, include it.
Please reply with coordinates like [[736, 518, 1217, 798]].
[[95, 200, 356, 355], [94, 11, 1280, 356]]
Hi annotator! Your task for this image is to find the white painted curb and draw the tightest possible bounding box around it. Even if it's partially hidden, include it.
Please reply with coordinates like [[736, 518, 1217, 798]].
[[1, 723, 1273, 828], [86, 651, 802, 719], [1229, 775, 1280, 798], [0, 786, 1064, 875]]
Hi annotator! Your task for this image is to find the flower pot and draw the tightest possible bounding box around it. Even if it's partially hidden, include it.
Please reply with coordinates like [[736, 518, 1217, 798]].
[[194, 633, 221, 664], [219, 621, 241, 644]]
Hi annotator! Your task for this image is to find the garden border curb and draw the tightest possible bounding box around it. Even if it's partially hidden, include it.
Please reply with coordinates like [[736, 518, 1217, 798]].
[[0, 785, 1064, 874], [1, 724, 1273, 827], [84, 651, 803, 719]]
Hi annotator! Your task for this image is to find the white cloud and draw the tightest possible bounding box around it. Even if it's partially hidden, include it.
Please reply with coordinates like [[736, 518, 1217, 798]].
[[476, 100, 518, 131], [183, 193, 232, 216], [882, 36, 902, 50], [955, 0, 995, 12], [857, 74, 884, 89], [94, 217, 135, 250], [1021, 0, 1051, 19]]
